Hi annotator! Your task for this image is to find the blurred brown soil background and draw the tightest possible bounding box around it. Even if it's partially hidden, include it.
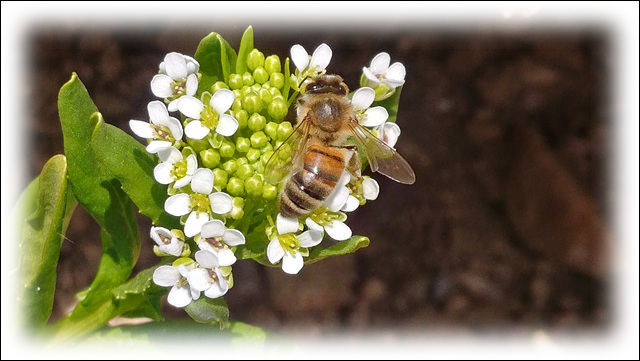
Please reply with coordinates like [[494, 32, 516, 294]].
[[25, 22, 613, 340]]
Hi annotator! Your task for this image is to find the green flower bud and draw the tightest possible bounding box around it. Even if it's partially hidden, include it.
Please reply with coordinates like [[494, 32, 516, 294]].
[[260, 142, 274, 154], [251, 83, 262, 94], [230, 197, 245, 220], [241, 85, 252, 96], [229, 73, 244, 90], [264, 55, 281, 75], [222, 159, 238, 175], [235, 137, 251, 153], [242, 71, 254, 86], [245, 174, 264, 197], [246, 48, 265, 72], [186, 137, 210, 153], [232, 109, 249, 130], [213, 168, 228, 190], [268, 96, 288, 121], [258, 88, 272, 105], [253, 66, 269, 85], [211, 81, 229, 93], [250, 131, 268, 148], [219, 140, 235, 158], [264, 121, 278, 140], [246, 147, 261, 163], [277, 121, 294, 141], [252, 159, 265, 174], [232, 97, 243, 112], [242, 92, 263, 114], [227, 177, 245, 196], [236, 156, 249, 166], [269, 72, 285, 90], [233, 89, 243, 99], [248, 113, 266, 132], [269, 87, 283, 98], [236, 163, 254, 180], [199, 148, 221, 168], [262, 183, 278, 200]]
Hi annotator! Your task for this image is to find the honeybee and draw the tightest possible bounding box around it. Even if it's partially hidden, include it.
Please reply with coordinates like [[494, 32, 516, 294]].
[[265, 74, 415, 218]]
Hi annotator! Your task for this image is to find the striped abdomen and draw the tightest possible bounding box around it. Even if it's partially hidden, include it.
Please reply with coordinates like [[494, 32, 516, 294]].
[[279, 144, 346, 218]]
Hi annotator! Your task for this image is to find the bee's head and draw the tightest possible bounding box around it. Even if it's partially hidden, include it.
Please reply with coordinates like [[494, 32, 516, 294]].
[[305, 74, 349, 95]]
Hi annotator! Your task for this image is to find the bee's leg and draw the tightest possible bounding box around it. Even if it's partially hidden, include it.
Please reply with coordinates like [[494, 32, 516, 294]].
[[343, 145, 362, 179]]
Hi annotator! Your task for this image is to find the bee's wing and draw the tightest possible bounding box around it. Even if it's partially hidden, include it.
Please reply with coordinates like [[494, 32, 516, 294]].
[[264, 119, 312, 184], [348, 121, 416, 185]]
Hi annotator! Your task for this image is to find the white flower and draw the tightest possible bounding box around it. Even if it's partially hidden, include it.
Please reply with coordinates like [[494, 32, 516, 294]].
[[164, 168, 233, 237], [129, 101, 183, 153], [350, 87, 389, 128], [187, 250, 229, 299], [179, 89, 238, 140], [290, 43, 332, 75], [151, 52, 200, 111], [362, 52, 406, 89], [150, 226, 187, 257], [153, 263, 200, 308], [196, 219, 246, 267], [154, 147, 197, 189], [267, 214, 323, 275]]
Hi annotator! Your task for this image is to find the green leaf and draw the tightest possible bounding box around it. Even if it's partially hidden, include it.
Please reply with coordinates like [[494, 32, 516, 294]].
[[111, 266, 165, 322], [194, 32, 238, 93], [53, 73, 141, 340], [306, 235, 370, 264], [15, 155, 77, 329], [90, 115, 179, 229], [184, 296, 229, 326], [235, 26, 254, 75]]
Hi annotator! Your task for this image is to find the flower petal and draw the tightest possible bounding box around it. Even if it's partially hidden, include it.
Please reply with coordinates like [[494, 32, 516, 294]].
[[385, 62, 406, 84], [195, 249, 219, 269], [164, 116, 184, 141], [298, 229, 323, 248], [158, 238, 183, 257], [362, 178, 380, 200], [277, 214, 299, 235], [184, 211, 210, 238], [184, 120, 210, 140], [204, 269, 228, 298], [185, 154, 198, 175], [380, 122, 401, 148], [351, 87, 375, 111], [209, 192, 233, 215], [178, 96, 204, 119], [167, 285, 193, 308], [223, 228, 246, 246], [150, 74, 174, 98], [200, 219, 225, 238], [210, 88, 235, 115], [154, 162, 176, 184], [304, 218, 324, 232], [150, 226, 171, 246], [148, 100, 170, 125], [341, 195, 360, 212], [267, 238, 285, 264], [309, 43, 332, 72], [186, 267, 211, 292], [216, 248, 237, 267], [153, 265, 180, 287], [290, 44, 309, 72], [164, 52, 188, 80], [325, 185, 349, 212], [325, 220, 352, 241], [164, 193, 191, 216], [216, 114, 239, 137], [361, 107, 389, 127], [369, 52, 391, 74], [173, 175, 192, 189], [186, 73, 198, 96], [157, 146, 182, 163], [129, 120, 154, 139], [281, 251, 304, 275], [146, 140, 172, 154], [191, 168, 214, 194]]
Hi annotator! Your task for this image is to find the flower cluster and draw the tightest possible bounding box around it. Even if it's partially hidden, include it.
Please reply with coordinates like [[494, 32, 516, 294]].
[[130, 43, 407, 308]]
